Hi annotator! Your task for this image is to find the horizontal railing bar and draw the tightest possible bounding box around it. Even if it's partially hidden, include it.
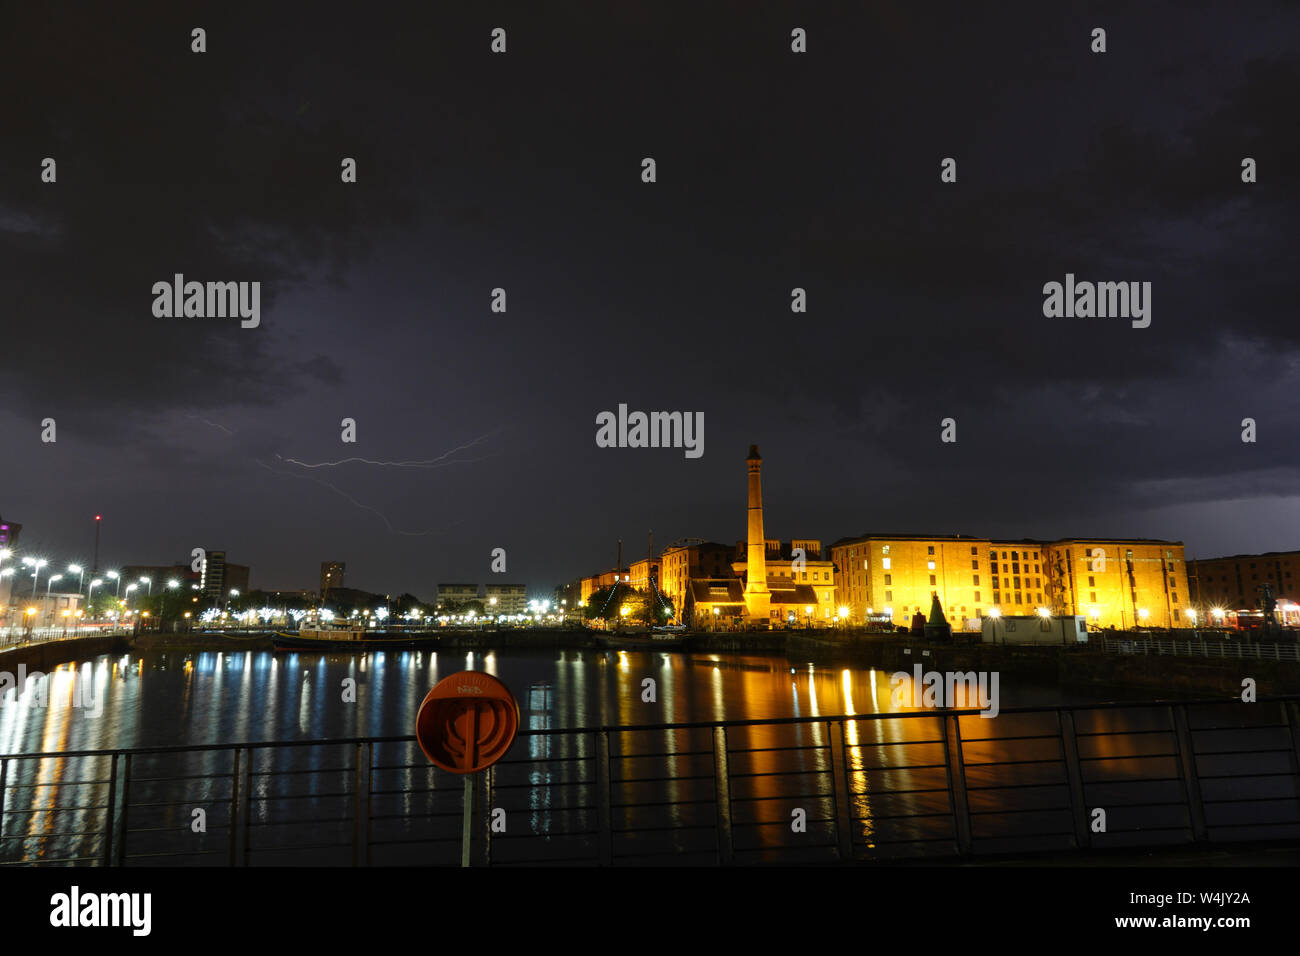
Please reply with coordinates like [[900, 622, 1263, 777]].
[[608, 749, 714, 760], [246, 791, 354, 802], [610, 797, 718, 810], [246, 816, 356, 828], [0, 804, 111, 815], [1, 780, 112, 790], [7, 696, 1298, 761]]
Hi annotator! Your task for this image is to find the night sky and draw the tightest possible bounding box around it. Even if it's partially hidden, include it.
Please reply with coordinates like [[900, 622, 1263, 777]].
[[3, 2, 1297, 598]]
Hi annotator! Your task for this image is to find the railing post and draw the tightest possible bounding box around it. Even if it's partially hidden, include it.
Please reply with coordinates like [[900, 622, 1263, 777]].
[[228, 747, 241, 866], [941, 714, 973, 855], [352, 741, 370, 866], [1281, 701, 1300, 790], [1058, 709, 1091, 849], [826, 719, 854, 861], [712, 725, 734, 865], [0, 758, 6, 857], [115, 753, 131, 867], [241, 746, 254, 865], [480, 765, 493, 867], [1170, 705, 1208, 842], [103, 753, 118, 866], [594, 729, 613, 866]]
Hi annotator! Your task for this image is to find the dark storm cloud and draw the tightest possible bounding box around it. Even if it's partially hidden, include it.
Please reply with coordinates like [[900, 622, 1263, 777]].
[[0, 4, 418, 433], [4, 1, 1299, 591]]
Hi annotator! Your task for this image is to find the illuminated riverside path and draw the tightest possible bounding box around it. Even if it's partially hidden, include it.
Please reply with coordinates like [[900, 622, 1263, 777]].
[[2, 648, 1294, 864]]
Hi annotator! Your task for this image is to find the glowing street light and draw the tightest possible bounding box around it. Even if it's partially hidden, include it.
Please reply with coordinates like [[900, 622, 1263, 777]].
[[1036, 607, 1050, 618], [106, 571, 121, 597], [987, 607, 1002, 618], [87, 578, 103, 618], [69, 564, 84, 596], [29, 558, 48, 598], [139, 576, 152, 596]]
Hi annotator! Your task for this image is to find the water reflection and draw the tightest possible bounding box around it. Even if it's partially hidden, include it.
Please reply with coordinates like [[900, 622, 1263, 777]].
[[1, 646, 1232, 864]]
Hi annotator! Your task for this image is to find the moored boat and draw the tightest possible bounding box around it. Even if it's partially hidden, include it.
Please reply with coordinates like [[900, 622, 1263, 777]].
[[273, 626, 440, 650], [596, 631, 686, 650]]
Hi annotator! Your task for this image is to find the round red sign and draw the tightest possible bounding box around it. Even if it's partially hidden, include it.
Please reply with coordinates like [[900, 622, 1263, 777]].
[[415, 671, 520, 774]]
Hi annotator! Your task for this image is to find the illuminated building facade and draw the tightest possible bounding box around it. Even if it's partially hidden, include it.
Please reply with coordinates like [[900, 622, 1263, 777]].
[[831, 534, 1191, 629], [658, 542, 735, 615], [484, 583, 527, 615], [628, 558, 660, 593], [1188, 550, 1300, 626], [1047, 539, 1190, 629], [830, 534, 990, 630]]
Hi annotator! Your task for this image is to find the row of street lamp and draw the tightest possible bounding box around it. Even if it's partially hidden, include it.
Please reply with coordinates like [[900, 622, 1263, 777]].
[[0, 548, 219, 624]]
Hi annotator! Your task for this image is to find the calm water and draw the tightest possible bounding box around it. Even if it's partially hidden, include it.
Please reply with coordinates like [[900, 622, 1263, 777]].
[[0, 646, 1132, 754], [6, 646, 1267, 865]]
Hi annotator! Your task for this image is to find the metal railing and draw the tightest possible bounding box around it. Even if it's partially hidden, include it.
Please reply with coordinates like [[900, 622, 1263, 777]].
[[0, 625, 134, 648], [2, 696, 1298, 866], [1097, 635, 1300, 662]]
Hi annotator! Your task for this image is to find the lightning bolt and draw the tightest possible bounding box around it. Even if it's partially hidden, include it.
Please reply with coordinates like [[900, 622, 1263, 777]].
[[275, 430, 500, 469], [254, 460, 470, 536]]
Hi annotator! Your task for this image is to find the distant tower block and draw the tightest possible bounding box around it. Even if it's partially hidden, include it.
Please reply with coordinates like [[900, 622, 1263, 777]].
[[744, 445, 771, 624]]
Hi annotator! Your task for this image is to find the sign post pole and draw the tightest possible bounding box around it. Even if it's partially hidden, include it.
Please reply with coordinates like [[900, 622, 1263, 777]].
[[461, 775, 473, 868], [414, 670, 520, 869]]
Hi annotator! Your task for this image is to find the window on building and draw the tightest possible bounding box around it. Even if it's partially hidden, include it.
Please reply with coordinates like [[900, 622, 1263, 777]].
[[1013, 577, 1021, 589], [929, 575, 936, 585], [928, 546, 935, 555], [1088, 576, 1095, 587], [927, 561, 936, 570], [1015, 593, 1022, 604], [971, 560, 978, 570], [1090, 591, 1097, 602], [882, 546, 890, 556], [883, 573, 892, 586], [972, 575, 980, 586], [882, 558, 891, 570], [993, 592, 1001, 603], [971, 547, 978, 555], [974, 591, 982, 602], [885, 591, 893, 602], [992, 576, 1000, 588]]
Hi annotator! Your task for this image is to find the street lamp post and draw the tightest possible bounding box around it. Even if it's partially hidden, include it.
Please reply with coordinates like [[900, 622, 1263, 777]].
[[88, 579, 103, 622], [45, 573, 63, 626], [29, 558, 48, 599], [107, 571, 120, 598]]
